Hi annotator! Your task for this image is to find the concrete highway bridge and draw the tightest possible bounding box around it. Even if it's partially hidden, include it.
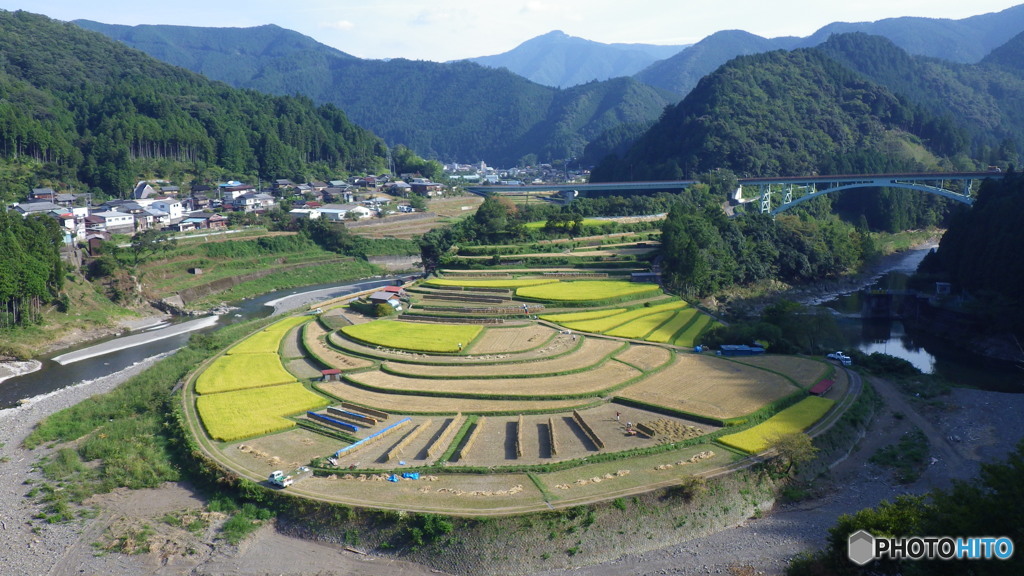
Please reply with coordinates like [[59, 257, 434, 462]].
[[466, 171, 1004, 215]]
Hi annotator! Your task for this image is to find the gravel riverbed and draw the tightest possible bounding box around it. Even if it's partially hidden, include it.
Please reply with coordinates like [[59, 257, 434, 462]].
[[0, 355, 167, 576]]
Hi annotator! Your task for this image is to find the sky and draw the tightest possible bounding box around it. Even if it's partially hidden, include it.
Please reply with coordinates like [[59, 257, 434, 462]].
[[3, 1, 1022, 62]]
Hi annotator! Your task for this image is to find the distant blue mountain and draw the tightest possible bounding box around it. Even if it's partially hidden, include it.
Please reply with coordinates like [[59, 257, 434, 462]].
[[465, 30, 688, 88]]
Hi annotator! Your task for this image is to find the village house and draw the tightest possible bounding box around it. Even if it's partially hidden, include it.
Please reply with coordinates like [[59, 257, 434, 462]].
[[228, 192, 276, 212], [85, 211, 135, 235], [410, 178, 445, 196], [218, 182, 257, 202], [386, 181, 412, 197], [150, 198, 184, 222], [288, 208, 322, 220], [174, 212, 228, 232], [132, 181, 159, 200]]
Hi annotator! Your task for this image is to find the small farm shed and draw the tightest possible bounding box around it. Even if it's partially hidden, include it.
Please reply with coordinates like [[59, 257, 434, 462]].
[[369, 291, 402, 310], [321, 369, 342, 382]]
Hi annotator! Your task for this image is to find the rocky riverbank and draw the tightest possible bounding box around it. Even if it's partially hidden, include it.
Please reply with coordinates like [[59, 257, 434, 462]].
[[0, 355, 167, 576]]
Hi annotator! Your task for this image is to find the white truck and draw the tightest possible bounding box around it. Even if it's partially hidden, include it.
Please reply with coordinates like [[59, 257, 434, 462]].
[[268, 470, 293, 488], [268, 466, 311, 488], [827, 351, 852, 366]]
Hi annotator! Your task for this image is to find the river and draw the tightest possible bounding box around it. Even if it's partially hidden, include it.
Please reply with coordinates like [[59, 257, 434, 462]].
[[820, 248, 1023, 392], [0, 276, 404, 409]]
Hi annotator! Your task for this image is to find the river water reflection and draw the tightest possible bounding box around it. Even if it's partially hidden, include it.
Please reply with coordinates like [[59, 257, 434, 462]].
[[821, 249, 1022, 392]]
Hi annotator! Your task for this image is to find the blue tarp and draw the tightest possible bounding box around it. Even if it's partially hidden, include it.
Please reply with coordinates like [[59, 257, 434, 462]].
[[334, 417, 412, 458]]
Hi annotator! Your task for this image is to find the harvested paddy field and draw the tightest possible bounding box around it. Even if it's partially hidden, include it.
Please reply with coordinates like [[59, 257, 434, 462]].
[[382, 336, 625, 378], [465, 323, 558, 354], [616, 354, 800, 421], [316, 380, 594, 413], [346, 358, 641, 397], [726, 354, 831, 388], [302, 321, 374, 370]]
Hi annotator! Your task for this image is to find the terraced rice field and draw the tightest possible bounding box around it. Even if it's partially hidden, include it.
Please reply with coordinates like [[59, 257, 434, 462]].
[[672, 314, 720, 347], [425, 278, 558, 289], [317, 380, 594, 414], [383, 337, 625, 378], [617, 354, 800, 420], [346, 358, 641, 397], [466, 324, 558, 354], [188, 270, 846, 514], [226, 317, 311, 355], [605, 310, 676, 339], [517, 280, 661, 302], [718, 396, 836, 453], [646, 308, 699, 343], [302, 322, 374, 371], [539, 308, 627, 322], [196, 383, 329, 442], [557, 300, 688, 333], [195, 352, 297, 394], [725, 355, 829, 388], [612, 344, 674, 371], [341, 320, 482, 353]]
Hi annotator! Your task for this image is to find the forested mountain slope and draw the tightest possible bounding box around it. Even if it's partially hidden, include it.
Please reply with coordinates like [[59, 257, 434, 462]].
[[919, 172, 1024, 333], [0, 10, 387, 203], [76, 20, 675, 165], [633, 5, 1024, 99], [817, 33, 1024, 165], [593, 46, 963, 183]]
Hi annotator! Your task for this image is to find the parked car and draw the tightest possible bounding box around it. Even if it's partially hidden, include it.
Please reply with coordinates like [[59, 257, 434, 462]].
[[827, 351, 852, 366]]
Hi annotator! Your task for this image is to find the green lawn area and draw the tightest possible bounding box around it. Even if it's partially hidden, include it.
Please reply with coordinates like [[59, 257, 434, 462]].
[[340, 320, 483, 353]]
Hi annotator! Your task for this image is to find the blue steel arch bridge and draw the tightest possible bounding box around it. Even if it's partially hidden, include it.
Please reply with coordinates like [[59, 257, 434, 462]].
[[465, 172, 1004, 215]]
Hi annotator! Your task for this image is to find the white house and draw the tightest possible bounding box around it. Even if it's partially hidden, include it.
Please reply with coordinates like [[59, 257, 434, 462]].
[[231, 192, 276, 212], [342, 204, 374, 219], [87, 211, 135, 234], [289, 208, 322, 220], [151, 198, 184, 221]]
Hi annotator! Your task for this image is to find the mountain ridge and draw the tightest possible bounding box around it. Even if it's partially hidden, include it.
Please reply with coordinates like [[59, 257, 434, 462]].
[[465, 29, 688, 88]]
